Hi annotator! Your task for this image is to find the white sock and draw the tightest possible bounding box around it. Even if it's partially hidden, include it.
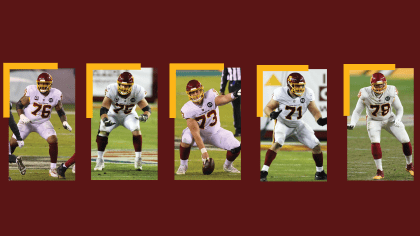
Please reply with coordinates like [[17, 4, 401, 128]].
[[262, 165, 270, 172], [224, 159, 232, 167], [374, 159, 383, 171], [98, 151, 104, 159], [181, 160, 188, 166], [63, 164, 67, 168], [50, 163, 56, 169], [406, 155, 412, 165], [135, 152, 142, 159], [316, 166, 323, 172]]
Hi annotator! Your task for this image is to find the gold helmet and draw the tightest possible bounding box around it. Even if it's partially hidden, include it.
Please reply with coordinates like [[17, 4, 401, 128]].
[[117, 72, 134, 95], [186, 80, 204, 103], [37, 72, 53, 94]]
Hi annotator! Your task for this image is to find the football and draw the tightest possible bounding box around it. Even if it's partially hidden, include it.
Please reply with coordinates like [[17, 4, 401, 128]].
[[202, 158, 215, 175]]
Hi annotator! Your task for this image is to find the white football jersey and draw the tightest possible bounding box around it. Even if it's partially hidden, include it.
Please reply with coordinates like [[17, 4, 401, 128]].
[[23, 85, 62, 123], [272, 87, 314, 127], [181, 89, 221, 135], [358, 85, 398, 121], [105, 83, 146, 116]]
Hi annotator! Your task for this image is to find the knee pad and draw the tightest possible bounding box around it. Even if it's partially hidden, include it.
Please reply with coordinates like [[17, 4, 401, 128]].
[[230, 145, 241, 154]]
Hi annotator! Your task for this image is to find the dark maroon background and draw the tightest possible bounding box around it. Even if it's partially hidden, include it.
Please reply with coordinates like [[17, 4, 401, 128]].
[[1, 1, 418, 236]]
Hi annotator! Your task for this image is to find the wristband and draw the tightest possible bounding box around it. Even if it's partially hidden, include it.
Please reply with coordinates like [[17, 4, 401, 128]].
[[201, 148, 207, 154]]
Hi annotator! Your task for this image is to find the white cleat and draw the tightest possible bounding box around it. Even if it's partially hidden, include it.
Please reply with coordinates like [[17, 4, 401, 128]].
[[223, 164, 240, 173], [135, 158, 142, 171], [94, 158, 105, 171], [176, 165, 188, 175], [49, 168, 58, 177], [72, 164, 76, 174], [16, 156, 26, 175]]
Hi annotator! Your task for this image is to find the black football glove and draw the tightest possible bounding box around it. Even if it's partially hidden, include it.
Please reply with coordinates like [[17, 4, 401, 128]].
[[317, 117, 327, 126], [103, 117, 115, 127], [270, 110, 281, 120], [233, 89, 241, 98], [347, 124, 354, 130], [138, 114, 149, 122]]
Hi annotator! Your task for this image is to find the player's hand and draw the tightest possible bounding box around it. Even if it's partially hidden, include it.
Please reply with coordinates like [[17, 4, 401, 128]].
[[17, 140, 24, 148], [201, 151, 209, 160], [103, 117, 115, 127], [394, 118, 403, 127], [138, 114, 149, 122], [270, 110, 281, 120], [233, 89, 241, 98], [347, 124, 354, 130], [317, 117, 327, 126], [19, 114, 30, 124], [63, 121, 72, 132]]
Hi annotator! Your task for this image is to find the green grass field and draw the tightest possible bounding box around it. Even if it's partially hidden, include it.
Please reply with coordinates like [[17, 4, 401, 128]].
[[259, 147, 328, 182], [91, 102, 158, 180], [347, 75, 414, 181], [8, 104, 75, 181], [174, 75, 241, 180]]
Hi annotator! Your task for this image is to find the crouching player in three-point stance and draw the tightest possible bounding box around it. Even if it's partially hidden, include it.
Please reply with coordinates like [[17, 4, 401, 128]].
[[95, 72, 151, 171], [10, 73, 72, 178], [176, 80, 241, 175], [260, 73, 327, 181], [347, 73, 413, 179]]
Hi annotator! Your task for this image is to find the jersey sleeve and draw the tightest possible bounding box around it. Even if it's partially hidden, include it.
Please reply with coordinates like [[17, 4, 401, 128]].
[[181, 104, 195, 120], [135, 86, 147, 103], [23, 86, 32, 97], [272, 88, 282, 101], [105, 84, 115, 100], [306, 87, 315, 102]]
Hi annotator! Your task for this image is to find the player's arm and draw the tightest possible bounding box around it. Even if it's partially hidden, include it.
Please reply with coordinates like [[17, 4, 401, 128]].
[[392, 95, 404, 126], [347, 97, 364, 130], [308, 101, 327, 126], [264, 98, 281, 120], [137, 98, 151, 122], [55, 101, 72, 132], [220, 68, 228, 95], [215, 89, 241, 106], [16, 95, 30, 124], [186, 118, 209, 159], [100, 96, 115, 127]]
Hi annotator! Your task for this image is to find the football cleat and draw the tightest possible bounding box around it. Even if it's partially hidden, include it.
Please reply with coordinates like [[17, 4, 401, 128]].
[[315, 170, 327, 180], [135, 158, 142, 171], [37, 72, 53, 94], [223, 164, 240, 173], [260, 171, 268, 182], [57, 163, 67, 179], [370, 73, 387, 94], [16, 156, 26, 175], [287, 73, 306, 96], [186, 80, 204, 103], [406, 163, 414, 176], [72, 164, 76, 174], [176, 165, 188, 175], [94, 158, 105, 171], [8, 176, 12, 181], [373, 169, 385, 180], [49, 168, 58, 178]]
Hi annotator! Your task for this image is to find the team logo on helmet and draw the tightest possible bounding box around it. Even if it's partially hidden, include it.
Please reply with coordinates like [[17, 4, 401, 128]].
[[37, 72, 53, 94], [287, 73, 306, 97], [117, 72, 134, 96], [370, 73, 387, 94], [186, 80, 204, 103]]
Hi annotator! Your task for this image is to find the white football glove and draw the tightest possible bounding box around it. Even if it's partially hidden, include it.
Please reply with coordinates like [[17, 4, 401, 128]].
[[17, 140, 24, 148], [137, 114, 149, 122], [394, 119, 403, 127], [19, 114, 30, 124], [63, 121, 72, 132], [347, 124, 354, 130], [232, 89, 241, 99]]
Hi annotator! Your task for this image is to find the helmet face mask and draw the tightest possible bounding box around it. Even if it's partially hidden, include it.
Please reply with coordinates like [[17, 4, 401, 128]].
[[370, 73, 387, 94], [287, 73, 305, 96], [37, 73, 53, 94], [186, 80, 204, 103], [117, 72, 134, 96]]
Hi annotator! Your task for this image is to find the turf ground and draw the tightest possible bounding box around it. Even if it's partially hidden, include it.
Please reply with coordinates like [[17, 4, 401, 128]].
[[347, 75, 414, 181], [8, 104, 75, 181], [91, 102, 158, 180], [174, 75, 241, 180]]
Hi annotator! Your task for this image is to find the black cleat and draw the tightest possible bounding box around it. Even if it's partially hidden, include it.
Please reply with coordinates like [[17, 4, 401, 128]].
[[260, 171, 268, 182], [315, 170, 327, 180], [57, 163, 67, 179], [8, 176, 12, 181]]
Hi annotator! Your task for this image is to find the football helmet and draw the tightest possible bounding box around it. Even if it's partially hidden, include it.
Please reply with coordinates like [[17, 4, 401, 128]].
[[37, 73, 53, 94], [117, 72, 134, 95], [287, 73, 305, 96], [370, 73, 387, 94], [186, 80, 204, 103]]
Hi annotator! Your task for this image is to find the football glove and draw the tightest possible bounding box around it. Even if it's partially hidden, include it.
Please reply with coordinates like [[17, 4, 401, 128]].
[[103, 117, 115, 127], [317, 117, 327, 126], [233, 89, 241, 99], [394, 118, 403, 127], [63, 121, 72, 132], [19, 114, 30, 124], [347, 124, 354, 130], [269, 110, 281, 120], [17, 140, 24, 148], [137, 114, 149, 122]]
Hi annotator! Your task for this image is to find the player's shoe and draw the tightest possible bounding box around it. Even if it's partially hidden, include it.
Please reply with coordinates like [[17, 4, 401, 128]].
[[135, 157, 142, 171], [315, 170, 327, 180], [223, 164, 240, 173], [260, 171, 268, 182], [16, 156, 26, 175], [8, 176, 12, 181], [94, 158, 105, 171], [176, 165, 188, 175], [406, 163, 414, 176], [57, 163, 67, 179], [373, 169, 384, 180], [49, 168, 58, 178], [72, 164, 76, 174]]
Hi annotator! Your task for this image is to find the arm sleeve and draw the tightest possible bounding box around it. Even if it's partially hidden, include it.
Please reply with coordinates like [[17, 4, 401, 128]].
[[350, 98, 365, 127], [9, 111, 22, 140], [220, 68, 228, 93], [393, 95, 404, 121]]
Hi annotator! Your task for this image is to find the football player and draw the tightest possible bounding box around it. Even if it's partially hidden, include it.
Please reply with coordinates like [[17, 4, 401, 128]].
[[94, 72, 151, 171], [9, 73, 72, 177], [260, 73, 327, 181], [9, 102, 25, 180], [347, 73, 413, 179], [176, 80, 241, 175], [57, 153, 75, 179]]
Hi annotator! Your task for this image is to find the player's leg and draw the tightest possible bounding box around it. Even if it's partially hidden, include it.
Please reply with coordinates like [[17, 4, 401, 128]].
[[37, 121, 59, 177], [367, 120, 384, 179], [386, 122, 413, 176], [208, 128, 241, 173], [123, 113, 143, 170], [57, 153, 75, 179], [95, 116, 118, 170], [177, 127, 195, 174]]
